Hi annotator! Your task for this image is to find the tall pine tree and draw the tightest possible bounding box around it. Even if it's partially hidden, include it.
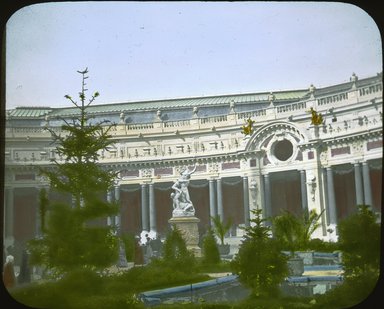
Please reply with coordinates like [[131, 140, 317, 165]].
[[231, 209, 289, 298], [29, 69, 119, 275]]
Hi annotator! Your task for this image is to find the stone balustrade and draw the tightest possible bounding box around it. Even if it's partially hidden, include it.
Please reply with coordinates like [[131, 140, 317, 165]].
[[5, 82, 381, 140], [5, 81, 382, 165]]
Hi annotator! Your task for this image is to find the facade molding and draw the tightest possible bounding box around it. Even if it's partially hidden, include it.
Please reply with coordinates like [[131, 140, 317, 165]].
[[4, 73, 383, 247]]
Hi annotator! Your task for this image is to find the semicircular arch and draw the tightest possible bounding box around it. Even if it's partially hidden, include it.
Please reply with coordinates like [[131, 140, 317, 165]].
[[246, 121, 308, 152]]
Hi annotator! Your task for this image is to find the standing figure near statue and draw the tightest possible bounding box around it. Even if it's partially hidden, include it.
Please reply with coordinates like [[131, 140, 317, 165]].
[[3, 255, 16, 289], [171, 165, 196, 217]]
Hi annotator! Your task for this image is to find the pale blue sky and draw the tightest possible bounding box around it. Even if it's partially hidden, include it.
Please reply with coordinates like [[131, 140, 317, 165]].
[[5, 1, 382, 109]]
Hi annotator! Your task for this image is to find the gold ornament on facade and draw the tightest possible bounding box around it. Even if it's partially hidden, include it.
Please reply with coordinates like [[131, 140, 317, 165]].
[[308, 107, 324, 126], [241, 118, 255, 136]]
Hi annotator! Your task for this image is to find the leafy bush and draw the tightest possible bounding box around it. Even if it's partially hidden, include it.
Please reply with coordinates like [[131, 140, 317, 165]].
[[338, 205, 380, 278], [272, 209, 323, 254], [211, 215, 232, 245], [306, 238, 339, 252], [313, 205, 381, 309], [201, 228, 221, 265]]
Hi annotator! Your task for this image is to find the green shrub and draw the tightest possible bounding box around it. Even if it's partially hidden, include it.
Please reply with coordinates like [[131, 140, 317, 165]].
[[306, 238, 339, 252], [201, 228, 221, 265], [338, 205, 380, 278], [312, 205, 381, 309], [196, 260, 232, 273], [57, 268, 104, 296], [231, 209, 288, 298], [161, 226, 197, 273], [121, 232, 136, 262]]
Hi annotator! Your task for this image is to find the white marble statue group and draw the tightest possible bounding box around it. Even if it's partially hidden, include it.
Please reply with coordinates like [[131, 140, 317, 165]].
[[171, 165, 196, 217]]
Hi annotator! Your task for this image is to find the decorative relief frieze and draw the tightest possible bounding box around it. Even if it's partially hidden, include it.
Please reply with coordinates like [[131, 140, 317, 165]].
[[36, 175, 49, 183], [319, 150, 328, 164], [174, 166, 184, 175], [240, 159, 249, 169], [140, 169, 153, 178], [351, 140, 364, 154], [207, 162, 220, 173]]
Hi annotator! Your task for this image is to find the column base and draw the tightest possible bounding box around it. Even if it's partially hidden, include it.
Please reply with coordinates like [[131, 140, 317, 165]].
[[168, 216, 201, 257]]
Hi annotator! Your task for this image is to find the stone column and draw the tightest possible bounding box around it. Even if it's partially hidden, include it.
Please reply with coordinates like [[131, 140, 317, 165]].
[[300, 170, 308, 216], [216, 178, 224, 221], [4, 187, 14, 247], [354, 163, 364, 205], [107, 190, 114, 226], [263, 174, 272, 224], [114, 183, 128, 267], [114, 184, 121, 233], [209, 179, 217, 226], [322, 168, 330, 226], [149, 183, 157, 234], [35, 187, 47, 237], [141, 184, 149, 232], [362, 162, 373, 207], [326, 167, 337, 225], [243, 176, 250, 227]]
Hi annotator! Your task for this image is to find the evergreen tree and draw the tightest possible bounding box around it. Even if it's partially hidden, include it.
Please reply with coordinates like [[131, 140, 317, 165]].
[[28, 69, 119, 275], [201, 228, 220, 265], [160, 226, 196, 272], [231, 209, 289, 298]]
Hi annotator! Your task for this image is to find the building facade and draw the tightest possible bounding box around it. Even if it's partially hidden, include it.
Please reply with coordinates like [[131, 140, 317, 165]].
[[3, 73, 382, 258]]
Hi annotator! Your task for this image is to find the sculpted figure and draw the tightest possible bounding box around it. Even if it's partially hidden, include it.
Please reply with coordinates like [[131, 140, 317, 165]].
[[171, 165, 196, 217]]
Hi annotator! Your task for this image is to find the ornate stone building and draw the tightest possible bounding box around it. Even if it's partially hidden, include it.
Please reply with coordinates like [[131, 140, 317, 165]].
[[4, 73, 382, 256]]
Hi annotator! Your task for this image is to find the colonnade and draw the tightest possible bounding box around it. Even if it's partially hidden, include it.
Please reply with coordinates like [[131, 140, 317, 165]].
[[261, 161, 375, 228], [3, 160, 379, 250], [325, 161, 373, 225]]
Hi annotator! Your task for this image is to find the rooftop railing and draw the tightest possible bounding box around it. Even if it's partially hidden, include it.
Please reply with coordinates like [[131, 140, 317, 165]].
[[5, 81, 382, 139]]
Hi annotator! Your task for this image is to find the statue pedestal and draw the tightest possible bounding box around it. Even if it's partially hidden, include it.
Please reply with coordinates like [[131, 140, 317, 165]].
[[168, 216, 201, 257]]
